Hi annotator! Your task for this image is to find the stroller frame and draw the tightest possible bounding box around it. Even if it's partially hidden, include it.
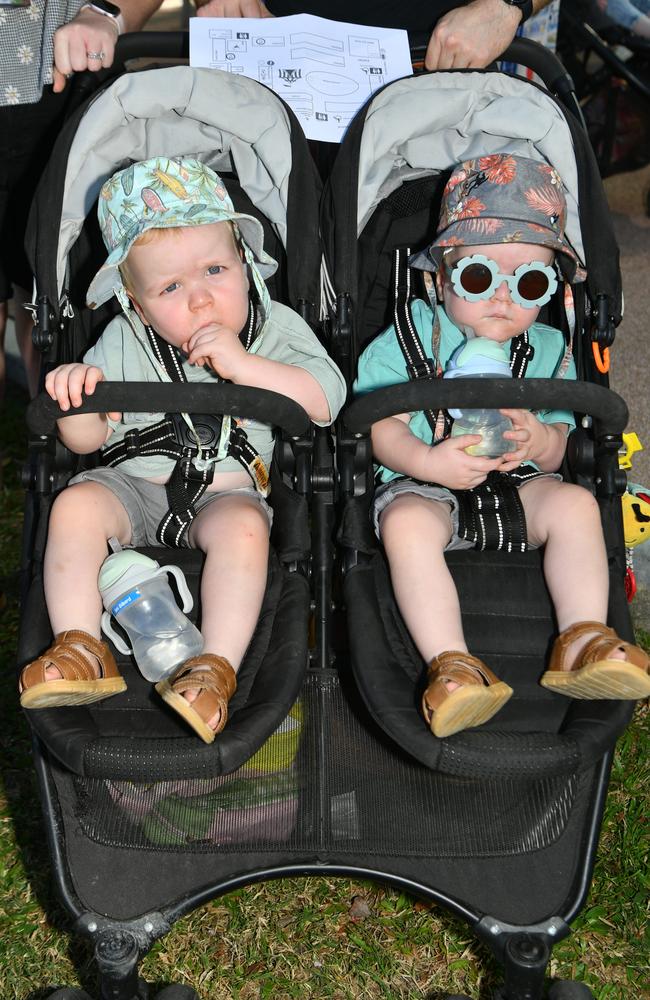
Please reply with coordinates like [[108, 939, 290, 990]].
[[17, 34, 638, 1000]]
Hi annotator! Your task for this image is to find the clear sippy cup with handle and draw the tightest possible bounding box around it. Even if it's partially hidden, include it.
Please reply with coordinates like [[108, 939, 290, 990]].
[[98, 542, 203, 682], [444, 338, 514, 458]]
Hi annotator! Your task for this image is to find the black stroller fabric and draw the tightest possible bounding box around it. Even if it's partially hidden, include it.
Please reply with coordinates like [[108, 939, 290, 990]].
[[19, 65, 323, 779], [321, 68, 636, 774]]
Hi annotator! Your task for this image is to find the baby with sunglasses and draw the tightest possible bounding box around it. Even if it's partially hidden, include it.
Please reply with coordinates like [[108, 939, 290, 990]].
[[354, 153, 650, 738]]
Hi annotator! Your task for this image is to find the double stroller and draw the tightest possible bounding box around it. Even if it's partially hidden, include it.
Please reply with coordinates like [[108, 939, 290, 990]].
[[15, 31, 639, 1000]]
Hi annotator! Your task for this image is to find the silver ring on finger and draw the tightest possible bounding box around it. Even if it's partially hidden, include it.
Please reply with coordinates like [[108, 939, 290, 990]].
[[87, 50, 105, 61]]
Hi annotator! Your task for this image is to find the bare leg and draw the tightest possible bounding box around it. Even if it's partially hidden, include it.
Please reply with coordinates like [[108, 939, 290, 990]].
[[13, 285, 40, 399], [381, 492, 512, 734], [520, 478, 619, 660], [43, 481, 132, 677], [379, 493, 465, 661], [189, 495, 270, 667], [183, 494, 270, 729]]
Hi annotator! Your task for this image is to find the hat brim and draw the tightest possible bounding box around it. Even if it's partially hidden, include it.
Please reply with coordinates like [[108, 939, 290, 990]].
[[86, 211, 278, 309], [410, 218, 586, 283]]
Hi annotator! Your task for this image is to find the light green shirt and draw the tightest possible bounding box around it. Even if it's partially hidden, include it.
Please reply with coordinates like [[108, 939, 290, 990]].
[[84, 301, 346, 480]]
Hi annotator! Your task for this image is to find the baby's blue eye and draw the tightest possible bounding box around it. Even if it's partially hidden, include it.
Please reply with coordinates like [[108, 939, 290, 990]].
[[162, 282, 179, 295], [207, 265, 223, 276]]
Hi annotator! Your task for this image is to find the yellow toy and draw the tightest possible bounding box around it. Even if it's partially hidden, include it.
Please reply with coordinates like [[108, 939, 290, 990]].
[[619, 433, 650, 600]]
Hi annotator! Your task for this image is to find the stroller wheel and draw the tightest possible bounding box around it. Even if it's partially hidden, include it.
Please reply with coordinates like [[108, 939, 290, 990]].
[[46, 991, 93, 999], [548, 983, 594, 999], [153, 988, 199, 1000]]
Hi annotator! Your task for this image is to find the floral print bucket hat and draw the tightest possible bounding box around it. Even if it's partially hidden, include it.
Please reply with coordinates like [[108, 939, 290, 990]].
[[410, 153, 586, 282], [86, 156, 278, 310]]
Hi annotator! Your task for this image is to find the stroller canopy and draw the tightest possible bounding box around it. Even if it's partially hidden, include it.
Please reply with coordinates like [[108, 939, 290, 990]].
[[324, 70, 621, 325], [30, 65, 321, 313]]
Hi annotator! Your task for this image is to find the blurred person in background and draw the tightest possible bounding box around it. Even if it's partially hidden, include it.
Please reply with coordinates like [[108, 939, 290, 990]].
[[0, 0, 163, 406]]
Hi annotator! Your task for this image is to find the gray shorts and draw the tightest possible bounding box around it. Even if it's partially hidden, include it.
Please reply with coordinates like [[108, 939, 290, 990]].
[[371, 476, 557, 551], [372, 479, 474, 551], [68, 467, 272, 549]]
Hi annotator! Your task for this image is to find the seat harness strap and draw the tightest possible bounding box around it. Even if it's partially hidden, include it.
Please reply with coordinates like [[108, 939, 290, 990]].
[[392, 247, 448, 440], [102, 299, 270, 547], [390, 247, 536, 553]]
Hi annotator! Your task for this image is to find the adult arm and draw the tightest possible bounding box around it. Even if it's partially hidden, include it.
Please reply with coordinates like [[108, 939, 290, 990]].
[[426, 0, 553, 70], [52, 0, 165, 93], [195, 0, 273, 16]]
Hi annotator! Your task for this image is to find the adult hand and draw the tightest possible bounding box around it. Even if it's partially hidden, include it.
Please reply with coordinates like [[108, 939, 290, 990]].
[[196, 0, 273, 16], [52, 7, 120, 93], [425, 0, 522, 70]]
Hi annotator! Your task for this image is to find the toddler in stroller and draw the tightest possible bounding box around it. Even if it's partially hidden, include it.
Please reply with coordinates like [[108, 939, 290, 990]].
[[19, 154, 345, 742], [354, 153, 650, 738]]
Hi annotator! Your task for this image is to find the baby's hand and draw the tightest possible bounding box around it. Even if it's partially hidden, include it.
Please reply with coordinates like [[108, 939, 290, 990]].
[[45, 364, 121, 420], [183, 324, 247, 380], [428, 434, 504, 491], [499, 408, 548, 470]]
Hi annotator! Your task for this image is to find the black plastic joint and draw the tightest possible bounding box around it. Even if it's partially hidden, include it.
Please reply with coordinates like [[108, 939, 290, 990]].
[[406, 359, 436, 380], [593, 294, 616, 347]]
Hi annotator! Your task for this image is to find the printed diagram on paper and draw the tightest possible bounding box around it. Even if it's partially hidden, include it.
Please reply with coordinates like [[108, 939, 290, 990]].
[[189, 14, 412, 142]]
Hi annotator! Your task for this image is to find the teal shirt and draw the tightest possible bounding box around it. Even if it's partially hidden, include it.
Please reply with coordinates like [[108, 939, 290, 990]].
[[354, 300, 576, 483]]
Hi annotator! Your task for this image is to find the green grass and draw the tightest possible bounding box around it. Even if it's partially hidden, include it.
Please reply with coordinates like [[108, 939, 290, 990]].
[[0, 380, 648, 1000]]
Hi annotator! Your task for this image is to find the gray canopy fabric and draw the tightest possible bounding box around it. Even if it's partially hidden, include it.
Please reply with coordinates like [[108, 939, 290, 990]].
[[355, 70, 586, 266], [56, 65, 293, 295]]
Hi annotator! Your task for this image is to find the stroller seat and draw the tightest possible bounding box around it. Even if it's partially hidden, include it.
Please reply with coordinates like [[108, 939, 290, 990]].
[[20, 65, 323, 781]]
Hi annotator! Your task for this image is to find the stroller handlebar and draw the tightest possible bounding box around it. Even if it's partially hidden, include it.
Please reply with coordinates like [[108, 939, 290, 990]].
[[113, 30, 189, 67], [343, 379, 628, 437], [27, 382, 312, 439]]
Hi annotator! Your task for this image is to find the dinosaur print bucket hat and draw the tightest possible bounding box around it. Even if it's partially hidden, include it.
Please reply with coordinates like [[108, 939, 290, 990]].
[[87, 156, 278, 309]]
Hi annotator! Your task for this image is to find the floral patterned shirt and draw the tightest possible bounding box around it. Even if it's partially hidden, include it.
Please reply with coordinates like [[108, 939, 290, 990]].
[[0, 0, 82, 106]]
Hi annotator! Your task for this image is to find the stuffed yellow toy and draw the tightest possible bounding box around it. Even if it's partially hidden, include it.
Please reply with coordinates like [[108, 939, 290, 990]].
[[619, 433, 650, 600]]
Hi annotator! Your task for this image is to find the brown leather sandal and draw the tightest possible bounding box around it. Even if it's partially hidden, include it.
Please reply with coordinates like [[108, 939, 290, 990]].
[[540, 620, 650, 699], [19, 629, 127, 709], [155, 654, 237, 744], [422, 650, 513, 738]]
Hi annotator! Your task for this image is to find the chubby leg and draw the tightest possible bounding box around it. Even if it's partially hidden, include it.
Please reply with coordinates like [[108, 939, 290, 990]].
[[20, 481, 132, 707], [191, 494, 270, 666], [379, 493, 512, 736], [156, 494, 270, 741], [45, 480, 133, 637], [521, 477, 609, 630], [379, 493, 464, 660], [521, 477, 650, 697]]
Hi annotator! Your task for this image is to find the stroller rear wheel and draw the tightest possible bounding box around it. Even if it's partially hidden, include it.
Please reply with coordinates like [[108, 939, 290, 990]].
[[46, 991, 93, 999], [153, 988, 199, 1000], [548, 983, 594, 999]]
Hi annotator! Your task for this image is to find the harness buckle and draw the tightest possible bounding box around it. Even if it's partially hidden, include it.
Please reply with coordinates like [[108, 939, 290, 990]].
[[169, 411, 223, 450], [182, 450, 213, 483], [406, 358, 437, 380]]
